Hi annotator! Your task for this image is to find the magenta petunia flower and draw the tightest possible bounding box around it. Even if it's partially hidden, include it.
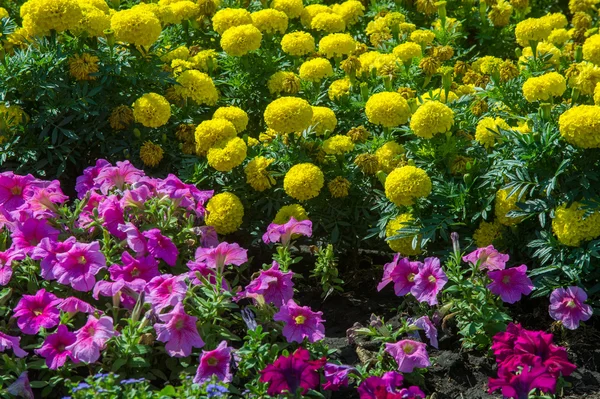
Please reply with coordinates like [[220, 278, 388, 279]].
[[31, 236, 76, 281], [187, 261, 221, 287], [0, 331, 27, 357], [35, 324, 78, 369], [398, 386, 426, 398], [385, 339, 431, 373], [488, 363, 556, 399], [462, 245, 509, 271], [121, 185, 153, 209], [357, 371, 404, 399], [154, 302, 205, 357], [58, 297, 95, 315], [411, 257, 447, 306], [66, 315, 117, 363], [549, 286, 593, 330], [95, 160, 144, 194], [193, 340, 233, 383], [491, 322, 523, 363], [157, 174, 213, 212], [22, 180, 69, 216], [259, 347, 326, 395], [377, 254, 421, 296], [413, 316, 438, 349], [238, 262, 294, 306], [93, 278, 145, 302], [118, 223, 147, 254], [0, 249, 25, 286], [192, 242, 248, 272], [10, 218, 60, 255], [0, 172, 36, 211], [513, 329, 576, 378], [142, 229, 179, 266], [273, 299, 325, 343], [109, 252, 159, 282], [55, 241, 106, 292], [98, 195, 126, 240], [13, 288, 62, 335], [75, 159, 110, 198], [144, 274, 188, 312], [323, 363, 355, 391], [262, 217, 312, 246], [487, 265, 534, 304]]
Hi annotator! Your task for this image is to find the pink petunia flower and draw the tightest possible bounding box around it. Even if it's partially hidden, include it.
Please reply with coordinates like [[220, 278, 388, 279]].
[[413, 316, 438, 349], [377, 254, 421, 296], [193, 340, 233, 383], [121, 185, 153, 209], [154, 303, 205, 357], [98, 195, 126, 239], [273, 299, 325, 343], [95, 160, 144, 194], [0, 331, 27, 357], [411, 257, 447, 306], [323, 363, 355, 391], [31, 236, 77, 280], [58, 297, 95, 315], [13, 288, 62, 335], [93, 278, 145, 302], [0, 172, 37, 211], [75, 159, 111, 198], [0, 249, 25, 286], [262, 217, 312, 246], [385, 340, 431, 373], [487, 265, 534, 304], [109, 252, 159, 282], [35, 324, 78, 369], [66, 315, 117, 363], [489, 363, 556, 399], [118, 223, 147, 254], [144, 274, 188, 312], [192, 242, 248, 272], [259, 348, 326, 395], [142, 229, 179, 267], [238, 262, 294, 306], [10, 218, 60, 255], [549, 286, 593, 330], [21, 180, 68, 216], [462, 245, 509, 271], [55, 241, 106, 292], [357, 371, 404, 399]]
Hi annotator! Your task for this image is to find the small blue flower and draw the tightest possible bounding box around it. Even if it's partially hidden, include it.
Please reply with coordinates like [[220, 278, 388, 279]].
[[94, 373, 110, 380], [121, 378, 146, 385], [206, 384, 228, 398], [72, 383, 92, 393]]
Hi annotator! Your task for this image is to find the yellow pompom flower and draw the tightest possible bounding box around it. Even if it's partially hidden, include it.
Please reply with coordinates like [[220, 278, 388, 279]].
[[354, 153, 379, 174], [264, 97, 313, 134], [251, 9, 288, 34], [284, 163, 325, 201], [393, 42, 422, 62], [281, 31, 315, 56], [213, 106, 249, 133], [133, 93, 171, 128], [245, 156, 276, 191], [488, 0, 512, 27], [495, 189, 525, 226], [23, 0, 83, 35], [569, 62, 600, 95], [558, 105, 600, 148], [139, 141, 164, 167], [310, 106, 337, 135], [273, 204, 309, 224], [473, 220, 504, 247], [0, 7, 8, 19], [553, 201, 600, 246], [68, 53, 99, 81], [111, 8, 161, 47], [540, 12, 568, 30], [221, 24, 262, 56], [322, 135, 354, 155], [190, 50, 219, 72], [168, 0, 200, 23], [594, 83, 600, 105], [328, 78, 351, 101], [365, 92, 411, 127], [583, 35, 600, 66], [475, 117, 509, 148], [212, 8, 252, 35], [410, 101, 454, 139], [271, 0, 304, 19], [205, 192, 244, 234], [268, 71, 301, 95], [409, 30, 435, 45], [514, 18, 551, 47], [375, 142, 404, 173], [358, 51, 380, 75], [522, 72, 566, 102], [547, 28, 571, 46], [331, 0, 364, 25], [77, 6, 110, 37], [109, 105, 134, 130], [310, 12, 345, 33], [195, 119, 237, 155], [161, 46, 190, 63], [319, 33, 355, 58], [328, 176, 351, 198], [174, 70, 219, 105], [299, 58, 334, 82], [372, 53, 398, 76], [385, 165, 432, 207], [347, 126, 370, 143], [207, 137, 247, 172], [300, 4, 333, 27], [520, 42, 561, 65], [385, 214, 421, 255]]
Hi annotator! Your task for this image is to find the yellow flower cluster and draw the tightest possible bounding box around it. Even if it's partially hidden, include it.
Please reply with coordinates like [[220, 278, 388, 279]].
[[475, 117, 509, 148], [522, 72, 566, 102], [310, 106, 337, 135], [140, 141, 164, 167], [111, 8, 162, 47], [207, 137, 247, 172], [264, 97, 313, 134], [174, 70, 219, 105], [68, 53, 99, 81], [195, 119, 237, 155], [311, 13, 345, 33], [283, 163, 324, 200], [375, 142, 404, 173], [22, 0, 82, 35], [328, 78, 351, 100], [205, 192, 244, 234], [328, 176, 351, 198], [133, 93, 171, 128], [221, 24, 262, 56], [495, 189, 525, 226], [322, 135, 354, 155], [251, 9, 288, 34], [514, 18, 552, 47], [385, 214, 421, 255], [268, 71, 301, 95], [281, 31, 315, 56], [558, 105, 600, 148], [384, 166, 432, 206], [473, 220, 504, 247], [365, 92, 411, 128], [212, 8, 252, 35], [319, 33, 355, 58], [271, 0, 304, 19], [299, 58, 334, 82], [244, 156, 275, 191], [213, 106, 249, 133], [583, 35, 600, 66], [393, 42, 422, 62], [552, 202, 600, 247], [273, 204, 308, 224], [410, 101, 454, 139]]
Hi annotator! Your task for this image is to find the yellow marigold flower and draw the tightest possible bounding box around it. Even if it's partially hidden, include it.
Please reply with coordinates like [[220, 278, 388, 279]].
[[111, 8, 161, 47], [281, 31, 315, 56], [168, 0, 200, 23], [449, 155, 472, 175], [174, 70, 219, 105], [190, 50, 218, 72], [300, 4, 333, 27], [310, 106, 337, 135], [311, 12, 345, 33], [419, 57, 440, 76], [76, 5, 110, 37], [328, 176, 351, 198], [331, 0, 364, 25], [0, 104, 27, 129], [409, 30, 435, 45], [569, 0, 596, 13], [251, 9, 288, 34], [488, 0, 512, 27], [572, 11, 592, 30], [221, 24, 262, 56], [319, 33, 355, 58], [385, 214, 421, 255], [245, 156, 275, 191], [0, 7, 8, 19], [273, 204, 308, 224], [455, 84, 476, 96], [264, 97, 313, 133], [161, 46, 190, 63], [347, 126, 369, 143], [212, 8, 252, 35], [133, 93, 171, 128], [328, 78, 351, 101], [195, 119, 237, 155], [558, 105, 600, 148], [354, 153, 379, 174], [547, 28, 571, 46], [416, 0, 436, 14], [322, 135, 354, 155], [495, 188, 525, 226], [207, 137, 247, 172], [247, 137, 259, 147], [410, 101, 454, 139], [552, 201, 600, 246], [520, 42, 561, 65], [385, 165, 432, 207], [109, 105, 133, 130], [170, 59, 194, 76], [511, 0, 528, 8], [365, 92, 411, 127], [393, 42, 422, 62], [522, 72, 566, 102], [473, 220, 504, 247], [23, 0, 82, 35], [399, 22, 416, 33], [268, 71, 301, 95], [271, 0, 304, 19], [205, 192, 244, 234], [499, 60, 519, 82], [197, 0, 219, 16], [284, 163, 324, 201], [583, 35, 600, 66], [68, 53, 99, 81], [299, 58, 333, 82], [594, 83, 600, 105], [539, 12, 568, 30], [515, 18, 551, 47], [358, 51, 380, 75], [569, 62, 600, 95], [373, 53, 399, 76], [130, 2, 175, 25], [139, 141, 164, 167], [365, 17, 389, 39], [475, 117, 509, 148], [213, 106, 248, 133], [176, 123, 196, 142]]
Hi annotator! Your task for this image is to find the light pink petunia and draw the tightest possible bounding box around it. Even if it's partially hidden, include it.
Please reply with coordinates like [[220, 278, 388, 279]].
[[385, 339, 431, 373], [262, 217, 312, 246], [154, 303, 205, 357], [142, 229, 179, 267], [118, 223, 147, 254], [238, 262, 294, 306], [411, 257, 447, 306], [192, 242, 248, 272], [95, 160, 144, 194], [193, 340, 233, 383], [144, 274, 188, 312], [10, 217, 60, 255], [57, 297, 95, 315], [273, 299, 325, 343], [0, 331, 27, 357], [66, 315, 117, 363], [75, 159, 111, 198], [12, 288, 62, 335], [54, 241, 106, 292], [30, 236, 77, 281], [0, 249, 25, 286], [463, 245, 509, 271], [377, 254, 422, 296], [549, 286, 593, 330]]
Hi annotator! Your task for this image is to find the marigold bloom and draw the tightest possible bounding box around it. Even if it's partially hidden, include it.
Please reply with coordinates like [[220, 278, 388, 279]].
[[264, 97, 313, 134], [110, 8, 161, 47], [245, 156, 275, 191], [271, 0, 304, 18], [558, 105, 600, 148], [385, 214, 421, 255], [319, 33, 355, 58], [328, 78, 351, 101], [195, 119, 237, 155], [273, 204, 308, 224], [522, 72, 566, 102], [331, 0, 364, 25], [207, 137, 247, 172], [475, 116, 509, 149], [393, 42, 422, 62], [205, 192, 244, 234], [174, 70, 219, 106], [212, 8, 252, 34], [221, 24, 262, 56], [385, 166, 432, 207], [328, 176, 351, 198], [139, 141, 164, 167], [299, 58, 334, 82], [281, 31, 315, 56], [133, 93, 171, 128], [311, 12, 345, 32], [515, 18, 551, 47], [283, 163, 324, 201], [273, 299, 325, 343], [365, 92, 411, 127], [251, 9, 288, 34], [322, 135, 353, 155], [410, 101, 454, 139], [213, 106, 248, 133], [109, 105, 133, 131], [68, 53, 99, 81], [583, 35, 600, 66]]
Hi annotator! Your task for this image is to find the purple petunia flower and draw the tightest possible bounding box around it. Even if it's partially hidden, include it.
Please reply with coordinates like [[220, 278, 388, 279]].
[[22, 180, 69, 216], [0, 248, 25, 286], [109, 252, 159, 282], [97, 195, 126, 240], [487, 265, 534, 304], [13, 288, 62, 335], [549, 286, 593, 330], [193, 341, 233, 383], [323, 363, 355, 391], [95, 160, 144, 194], [385, 340, 431, 373], [413, 316, 438, 349], [75, 159, 111, 198], [259, 348, 326, 395], [273, 299, 325, 343], [10, 217, 60, 255], [262, 217, 312, 246], [154, 303, 205, 358], [398, 386, 426, 398], [377, 254, 421, 296], [35, 324, 78, 369], [192, 242, 248, 272], [238, 262, 294, 306], [66, 315, 117, 363], [411, 257, 447, 306], [144, 274, 188, 312], [6, 372, 34, 399], [55, 241, 106, 292], [0, 172, 37, 211], [58, 297, 95, 315], [121, 185, 153, 209], [142, 229, 179, 266], [357, 371, 404, 399], [118, 223, 147, 254], [0, 331, 27, 357], [489, 363, 556, 399], [462, 245, 509, 271], [31, 237, 77, 281]]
